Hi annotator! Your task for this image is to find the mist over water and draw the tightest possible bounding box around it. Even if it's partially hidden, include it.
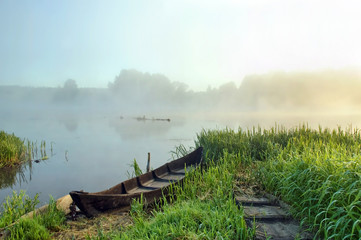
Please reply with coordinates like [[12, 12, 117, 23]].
[[3, 68, 361, 114], [1, 68, 361, 205]]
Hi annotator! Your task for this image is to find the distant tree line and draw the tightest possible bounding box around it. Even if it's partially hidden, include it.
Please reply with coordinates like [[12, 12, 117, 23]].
[[1, 68, 361, 113], [107, 69, 361, 112], [108, 69, 190, 108]]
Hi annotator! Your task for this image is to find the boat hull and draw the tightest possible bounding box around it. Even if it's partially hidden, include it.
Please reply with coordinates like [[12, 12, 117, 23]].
[[70, 147, 202, 217]]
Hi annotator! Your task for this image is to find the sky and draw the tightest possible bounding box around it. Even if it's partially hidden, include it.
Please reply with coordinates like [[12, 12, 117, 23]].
[[0, 0, 361, 90]]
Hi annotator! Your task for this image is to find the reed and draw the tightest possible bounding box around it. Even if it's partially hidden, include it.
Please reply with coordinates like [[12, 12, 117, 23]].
[[127, 158, 143, 178]]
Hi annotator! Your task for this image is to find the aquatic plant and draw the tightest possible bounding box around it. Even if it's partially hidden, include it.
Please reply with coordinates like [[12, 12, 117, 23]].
[[127, 158, 143, 177], [26, 139, 49, 162], [170, 144, 190, 159]]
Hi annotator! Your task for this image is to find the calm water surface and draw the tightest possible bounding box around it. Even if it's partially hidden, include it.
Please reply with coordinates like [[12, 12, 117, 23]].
[[1, 111, 361, 206]]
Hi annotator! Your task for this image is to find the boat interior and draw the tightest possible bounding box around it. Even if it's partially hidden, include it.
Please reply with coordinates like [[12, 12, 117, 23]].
[[99, 164, 196, 195]]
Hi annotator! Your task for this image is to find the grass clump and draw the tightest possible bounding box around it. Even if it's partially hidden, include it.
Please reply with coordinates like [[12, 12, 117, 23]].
[[121, 198, 246, 240], [0, 131, 26, 168], [36, 197, 67, 231], [7, 218, 50, 240], [0, 191, 66, 239], [128, 158, 143, 177], [195, 125, 290, 164], [0, 190, 39, 228]]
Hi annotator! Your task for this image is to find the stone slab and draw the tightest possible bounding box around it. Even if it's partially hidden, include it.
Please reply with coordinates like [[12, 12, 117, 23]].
[[235, 195, 275, 206], [248, 220, 313, 240], [243, 205, 291, 220]]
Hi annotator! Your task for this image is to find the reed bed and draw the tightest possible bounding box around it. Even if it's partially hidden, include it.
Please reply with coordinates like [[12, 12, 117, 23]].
[[0, 130, 49, 168], [0, 131, 26, 168], [196, 125, 361, 239]]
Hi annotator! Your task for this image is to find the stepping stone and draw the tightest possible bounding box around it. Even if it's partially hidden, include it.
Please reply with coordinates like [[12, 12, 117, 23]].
[[248, 220, 313, 240], [235, 195, 276, 206], [243, 205, 291, 220]]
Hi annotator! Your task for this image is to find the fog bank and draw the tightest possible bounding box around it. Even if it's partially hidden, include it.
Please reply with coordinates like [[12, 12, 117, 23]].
[[1, 69, 360, 116]]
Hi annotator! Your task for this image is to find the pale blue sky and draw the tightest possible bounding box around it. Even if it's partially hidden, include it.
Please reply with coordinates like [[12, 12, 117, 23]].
[[1, 0, 360, 90]]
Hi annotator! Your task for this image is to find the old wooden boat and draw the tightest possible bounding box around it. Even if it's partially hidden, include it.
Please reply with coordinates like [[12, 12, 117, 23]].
[[69, 147, 203, 217]]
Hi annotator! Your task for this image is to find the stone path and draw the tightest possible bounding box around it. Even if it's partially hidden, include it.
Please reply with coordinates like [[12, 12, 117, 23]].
[[235, 194, 314, 240]]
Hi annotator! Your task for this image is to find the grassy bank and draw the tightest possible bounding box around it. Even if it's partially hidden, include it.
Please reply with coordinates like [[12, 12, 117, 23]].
[[196, 125, 361, 239], [1, 148, 252, 239]]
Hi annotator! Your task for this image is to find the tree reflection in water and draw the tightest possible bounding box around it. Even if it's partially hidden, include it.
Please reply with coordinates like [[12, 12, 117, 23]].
[[0, 161, 33, 189]]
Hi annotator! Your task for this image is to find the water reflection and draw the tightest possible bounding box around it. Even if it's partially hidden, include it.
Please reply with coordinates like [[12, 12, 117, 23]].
[[0, 161, 33, 189], [57, 116, 79, 132]]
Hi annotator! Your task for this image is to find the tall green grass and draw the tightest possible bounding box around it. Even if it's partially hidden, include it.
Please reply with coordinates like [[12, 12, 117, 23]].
[[259, 129, 361, 239], [0, 131, 26, 168], [107, 149, 251, 239], [196, 125, 361, 239], [195, 125, 291, 164]]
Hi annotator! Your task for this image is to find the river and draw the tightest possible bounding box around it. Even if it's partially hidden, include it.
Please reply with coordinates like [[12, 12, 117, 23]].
[[1, 110, 360, 206]]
